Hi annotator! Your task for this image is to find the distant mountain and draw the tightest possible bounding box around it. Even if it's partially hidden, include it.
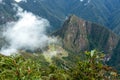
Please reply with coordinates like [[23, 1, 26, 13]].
[[0, 0, 16, 24], [0, 0, 120, 34], [17, 0, 120, 34], [54, 15, 120, 71]]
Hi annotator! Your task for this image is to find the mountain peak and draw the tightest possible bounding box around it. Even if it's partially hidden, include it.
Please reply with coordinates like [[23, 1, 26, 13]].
[[56, 15, 89, 52], [69, 15, 78, 20], [55, 15, 119, 54], [68, 15, 85, 24]]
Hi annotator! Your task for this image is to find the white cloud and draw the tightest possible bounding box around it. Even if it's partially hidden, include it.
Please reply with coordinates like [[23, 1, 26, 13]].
[[80, 0, 84, 2], [14, 0, 27, 3], [0, 6, 57, 56], [14, 0, 22, 2]]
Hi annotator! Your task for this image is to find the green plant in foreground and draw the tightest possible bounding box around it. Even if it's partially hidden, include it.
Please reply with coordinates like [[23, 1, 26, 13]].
[[0, 50, 119, 80], [0, 55, 41, 80], [70, 50, 119, 80]]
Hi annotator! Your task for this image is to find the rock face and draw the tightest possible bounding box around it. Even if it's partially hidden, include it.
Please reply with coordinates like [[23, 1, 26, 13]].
[[86, 22, 119, 54], [57, 15, 89, 52], [55, 15, 119, 54], [54, 15, 120, 71]]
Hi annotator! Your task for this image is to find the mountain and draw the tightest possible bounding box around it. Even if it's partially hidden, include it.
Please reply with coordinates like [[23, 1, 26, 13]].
[[18, 0, 110, 30], [0, 0, 120, 34], [0, 0, 16, 24], [0, 0, 120, 79], [54, 15, 119, 54], [17, 0, 120, 34], [53, 15, 120, 71]]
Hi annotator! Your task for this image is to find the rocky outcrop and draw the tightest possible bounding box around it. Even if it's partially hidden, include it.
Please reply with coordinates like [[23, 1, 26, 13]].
[[58, 15, 89, 52], [55, 15, 119, 54], [54, 15, 120, 71]]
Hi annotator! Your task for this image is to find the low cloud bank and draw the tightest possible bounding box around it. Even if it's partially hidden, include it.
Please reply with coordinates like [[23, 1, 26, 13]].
[[0, 5, 57, 56]]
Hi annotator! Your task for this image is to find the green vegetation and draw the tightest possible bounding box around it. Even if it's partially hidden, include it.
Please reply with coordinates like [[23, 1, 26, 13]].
[[0, 50, 119, 80]]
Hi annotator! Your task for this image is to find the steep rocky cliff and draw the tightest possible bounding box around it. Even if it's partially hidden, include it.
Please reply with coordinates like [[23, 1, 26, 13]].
[[54, 15, 120, 71], [55, 15, 119, 55]]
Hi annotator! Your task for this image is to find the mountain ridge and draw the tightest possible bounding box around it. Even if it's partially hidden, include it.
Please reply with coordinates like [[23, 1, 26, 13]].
[[18, 0, 120, 34], [1, 0, 120, 34]]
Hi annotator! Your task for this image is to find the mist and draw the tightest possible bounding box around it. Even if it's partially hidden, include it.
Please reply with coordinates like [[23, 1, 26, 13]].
[[14, 0, 27, 3], [0, 5, 57, 56]]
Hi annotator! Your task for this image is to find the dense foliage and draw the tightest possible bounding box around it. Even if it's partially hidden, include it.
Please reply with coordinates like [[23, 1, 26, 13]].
[[0, 50, 119, 80]]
